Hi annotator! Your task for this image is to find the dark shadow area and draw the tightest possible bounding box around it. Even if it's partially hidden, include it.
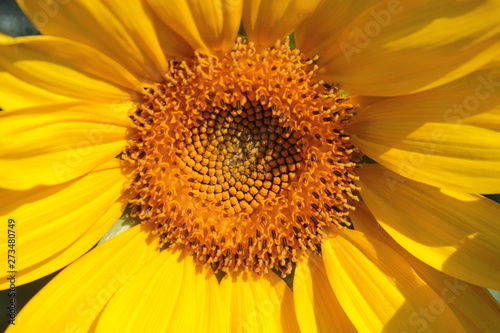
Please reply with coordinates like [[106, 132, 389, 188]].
[[0, 270, 59, 331], [0, 0, 39, 36]]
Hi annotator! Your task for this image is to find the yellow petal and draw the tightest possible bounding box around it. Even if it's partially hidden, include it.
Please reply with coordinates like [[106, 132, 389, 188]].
[[220, 272, 300, 332], [350, 94, 388, 110], [97, 247, 224, 332], [0, 102, 128, 189], [0, 159, 125, 288], [146, 0, 243, 55], [6, 224, 160, 333], [411, 259, 500, 332], [16, 199, 126, 291], [323, 229, 465, 332], [142, 6, 195, 59], [351, 202, 500, 332], [357, 164, 500, 290], [0, 72, 72, 110], [349, 62, 500, 193], [298, 0, 500, 96], [0, 35, 140, 103], [293, 253, 356, 332], [242, 0, 322, 49], [295, 0, 380, 56], [17, 0, 173, 80], [0, 35, 73, 109]]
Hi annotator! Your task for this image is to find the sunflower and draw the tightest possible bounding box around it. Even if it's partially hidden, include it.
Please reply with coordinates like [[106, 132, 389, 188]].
[[2, 0, 500, 331]]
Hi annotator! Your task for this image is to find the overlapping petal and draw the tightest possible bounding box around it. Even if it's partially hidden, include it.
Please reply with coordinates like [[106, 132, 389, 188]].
[[0, 159, 125, 288], [295, 0, 380, 56], [17, 0, 179, 80], [146, 0, 242, 56], [7, 224, 160, 333], [357, 164, 500, 290], [293, 253, 356, 332], [0, 40, 73, 110], [220, 272, 300, 332], [0, 102, 129, 189], [297, 0, 500, 96], [242, 0, 322, 49], [351, 202, 500, 332], [323, 229, 465, 332], [97, 248, 224, 332], [409, 260, 500, 331], [349, 62, 500, 193], [12, 199, 125, 292], [0, 35, 140, 102]]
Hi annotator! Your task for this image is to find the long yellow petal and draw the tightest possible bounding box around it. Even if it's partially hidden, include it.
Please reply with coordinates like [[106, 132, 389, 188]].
[[0, 35, 140, 103], [350, 62, 500, 193], [0, 38, 72, 109], [0, 159, 125, 288], [17, 0, 174, 81], [13, 199, 126, 291], [6, 224, 159, 333], [0, 102, 128, 189], [0, 75, 71, 110], [293, 253, 356, 332], [295, 0, 380, 56], [323, 229, 465, 332], [242, 0, 322, 49], [146, 0, 243, 55], [410, 261, 500, 332], [351, 202, 500, 332], [96, 247, 224, 332], [297, 0, 500, 96], [357, 164, 500, 290], [220, 272, 300, 332]]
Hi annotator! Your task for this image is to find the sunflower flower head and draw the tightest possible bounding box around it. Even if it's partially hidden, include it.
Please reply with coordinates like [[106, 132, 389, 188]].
[[124, 37, 360, 275], [2, 0, 500, 332]]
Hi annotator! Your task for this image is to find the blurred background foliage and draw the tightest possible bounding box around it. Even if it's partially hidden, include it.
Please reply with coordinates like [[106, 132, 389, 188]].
[[0, 0, 499, 331]]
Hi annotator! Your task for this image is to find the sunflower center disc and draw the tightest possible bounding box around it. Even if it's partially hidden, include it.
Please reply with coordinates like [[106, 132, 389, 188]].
[[124, 38, 360, 275]]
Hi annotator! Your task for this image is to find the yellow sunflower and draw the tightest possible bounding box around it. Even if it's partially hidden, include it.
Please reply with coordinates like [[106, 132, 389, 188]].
[[2, 0, 500, 331]]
